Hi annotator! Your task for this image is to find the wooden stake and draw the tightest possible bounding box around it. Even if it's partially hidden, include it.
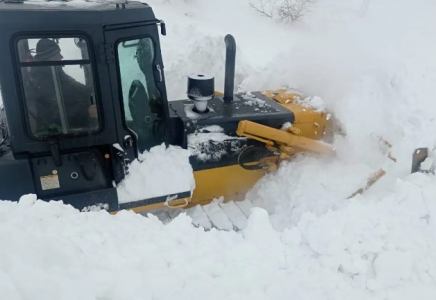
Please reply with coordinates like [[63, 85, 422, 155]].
[[347, 169, 386, 199]]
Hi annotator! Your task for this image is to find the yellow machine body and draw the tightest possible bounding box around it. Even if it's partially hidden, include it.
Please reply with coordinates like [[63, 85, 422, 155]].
[[123, 89, 335, 214]]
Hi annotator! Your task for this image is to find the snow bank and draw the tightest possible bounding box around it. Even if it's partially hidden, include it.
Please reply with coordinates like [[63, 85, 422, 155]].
[[3, 172, 436, 299], [238, 0, 436, 231], [116, 144, 195, 204], [145, 0, 274, 101], [239, 0, 436, 171], [245, 155, 377, 230]]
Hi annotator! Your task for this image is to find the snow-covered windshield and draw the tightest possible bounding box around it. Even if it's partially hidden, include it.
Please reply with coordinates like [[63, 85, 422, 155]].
[[17, 37, 99, 138]]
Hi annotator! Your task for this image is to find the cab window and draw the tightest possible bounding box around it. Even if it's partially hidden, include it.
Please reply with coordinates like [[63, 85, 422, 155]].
[[17, 37, 99, 138], [116, 37, 163, 152]]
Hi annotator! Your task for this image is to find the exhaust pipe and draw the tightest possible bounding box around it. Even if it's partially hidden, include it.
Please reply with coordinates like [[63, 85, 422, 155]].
[[223, 34, 236, 104]]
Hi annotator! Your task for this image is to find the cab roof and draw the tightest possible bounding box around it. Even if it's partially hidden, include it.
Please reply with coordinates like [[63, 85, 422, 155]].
[[0, 0, 157, 27]]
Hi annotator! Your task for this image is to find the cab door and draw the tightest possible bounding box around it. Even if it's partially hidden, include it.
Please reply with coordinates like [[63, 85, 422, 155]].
[[104, 24, 192, 210], [104, 24, 169, 156]]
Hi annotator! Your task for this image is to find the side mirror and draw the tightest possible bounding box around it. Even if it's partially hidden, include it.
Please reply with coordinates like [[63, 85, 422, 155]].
[[159, 20, 166, 36]]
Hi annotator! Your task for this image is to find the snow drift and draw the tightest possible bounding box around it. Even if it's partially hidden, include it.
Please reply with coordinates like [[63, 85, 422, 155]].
[[2, 172, 436, 300]]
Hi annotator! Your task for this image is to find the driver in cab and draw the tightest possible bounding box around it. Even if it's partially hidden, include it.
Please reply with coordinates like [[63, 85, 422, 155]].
[[26, 38, 97, 135]]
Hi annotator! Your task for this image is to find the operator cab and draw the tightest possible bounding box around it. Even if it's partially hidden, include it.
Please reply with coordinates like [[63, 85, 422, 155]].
[[0, 0, 168, 155], [0, 0, 174, 210]]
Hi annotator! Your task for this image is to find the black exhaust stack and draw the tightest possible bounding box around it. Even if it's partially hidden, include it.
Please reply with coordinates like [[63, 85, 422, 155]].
[[223, 34, 236, 104]]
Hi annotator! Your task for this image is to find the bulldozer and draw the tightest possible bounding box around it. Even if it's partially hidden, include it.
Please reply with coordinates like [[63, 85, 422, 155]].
[[0, 0, 339, 228]]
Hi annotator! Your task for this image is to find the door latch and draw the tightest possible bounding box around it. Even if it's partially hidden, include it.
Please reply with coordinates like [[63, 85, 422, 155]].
[[156, 64, 163, 82]]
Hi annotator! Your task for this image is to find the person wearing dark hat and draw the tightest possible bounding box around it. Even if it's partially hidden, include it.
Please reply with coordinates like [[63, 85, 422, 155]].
[[33, 38, 64, 61], [26, 38, 97, 136]]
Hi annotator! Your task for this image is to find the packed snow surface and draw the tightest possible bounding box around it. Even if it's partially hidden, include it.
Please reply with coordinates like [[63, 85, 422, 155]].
[[3, 173, 436, 299], [1, 0, 436, 299], [116, 144, 195, 204]]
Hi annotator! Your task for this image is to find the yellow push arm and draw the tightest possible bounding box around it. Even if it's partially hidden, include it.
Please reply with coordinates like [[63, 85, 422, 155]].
[[236, 120, 335, 156]]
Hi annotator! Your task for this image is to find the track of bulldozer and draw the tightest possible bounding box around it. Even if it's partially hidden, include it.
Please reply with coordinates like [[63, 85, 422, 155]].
[[147, 199, 257, 231]]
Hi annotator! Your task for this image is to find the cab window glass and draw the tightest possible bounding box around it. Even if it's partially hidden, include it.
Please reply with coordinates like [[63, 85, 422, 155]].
[[17, 37, 99, 138], [18, 38, 89, 61], [117, 37, 163, 152]]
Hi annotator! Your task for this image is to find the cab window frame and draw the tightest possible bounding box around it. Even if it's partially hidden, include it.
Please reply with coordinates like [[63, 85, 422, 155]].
[[12, 32, 103, 141], [113, 34, 163, 152]]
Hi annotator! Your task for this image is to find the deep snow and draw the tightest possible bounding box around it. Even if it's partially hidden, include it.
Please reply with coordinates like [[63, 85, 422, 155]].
[[3, 172, 436, 300], [1, 0, 436, 299]]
